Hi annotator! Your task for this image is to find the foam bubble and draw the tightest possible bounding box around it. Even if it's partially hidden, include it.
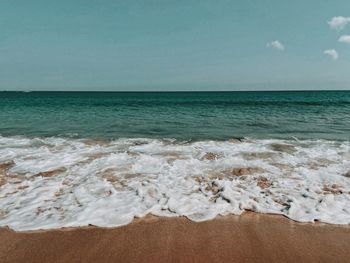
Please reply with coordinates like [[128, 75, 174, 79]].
[[0, 136, 349, 231]]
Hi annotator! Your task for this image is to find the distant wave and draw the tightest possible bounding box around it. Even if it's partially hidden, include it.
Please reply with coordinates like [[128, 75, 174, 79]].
[[48, 100, 350, 108]]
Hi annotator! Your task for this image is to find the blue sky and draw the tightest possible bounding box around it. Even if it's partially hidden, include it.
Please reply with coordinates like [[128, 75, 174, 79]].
[[1, 0, 350, 91]]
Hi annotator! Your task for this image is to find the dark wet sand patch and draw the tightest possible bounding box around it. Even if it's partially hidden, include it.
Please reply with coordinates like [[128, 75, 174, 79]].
[[34, 168, 66, 178]]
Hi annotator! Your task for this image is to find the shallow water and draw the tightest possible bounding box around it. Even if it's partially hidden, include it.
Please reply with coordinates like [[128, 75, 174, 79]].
[[0, 136, 349, 230]]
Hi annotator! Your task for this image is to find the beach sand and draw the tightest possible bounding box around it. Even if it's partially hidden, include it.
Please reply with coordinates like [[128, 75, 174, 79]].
[[1, 213, 349, 263]]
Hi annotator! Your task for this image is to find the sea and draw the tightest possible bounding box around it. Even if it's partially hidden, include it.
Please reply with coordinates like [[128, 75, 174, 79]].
[[0, 91, 349, 230]]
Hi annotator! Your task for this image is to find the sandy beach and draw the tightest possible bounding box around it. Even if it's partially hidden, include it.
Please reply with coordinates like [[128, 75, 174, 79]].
[[1, 213, 349, 263]]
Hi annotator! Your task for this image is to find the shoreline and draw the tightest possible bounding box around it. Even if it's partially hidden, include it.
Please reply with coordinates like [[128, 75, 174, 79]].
[[1, 213, 350, 263], [1, 211, 347, 234], [1, 137, 350, 229]]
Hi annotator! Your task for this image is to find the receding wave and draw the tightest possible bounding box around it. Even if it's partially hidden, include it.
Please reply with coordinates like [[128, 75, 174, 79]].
[[0, 135, 349, 231]]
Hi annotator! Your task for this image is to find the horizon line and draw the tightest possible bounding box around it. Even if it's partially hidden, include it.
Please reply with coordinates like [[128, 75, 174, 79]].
[[1, 89, 350, 93]]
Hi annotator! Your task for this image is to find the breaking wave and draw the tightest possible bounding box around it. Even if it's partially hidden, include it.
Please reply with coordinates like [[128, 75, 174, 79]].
[[0, 135, 350, 231]]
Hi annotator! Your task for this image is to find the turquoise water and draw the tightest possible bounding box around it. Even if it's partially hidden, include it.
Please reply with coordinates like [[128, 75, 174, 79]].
[[0, 91, 349, 140]]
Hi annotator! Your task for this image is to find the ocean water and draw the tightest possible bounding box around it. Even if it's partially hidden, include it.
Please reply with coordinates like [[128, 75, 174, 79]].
[[0, 91, 350, 140], [0, 91, 350, 230]]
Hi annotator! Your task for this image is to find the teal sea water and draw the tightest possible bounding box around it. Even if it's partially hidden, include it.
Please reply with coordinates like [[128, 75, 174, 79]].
[[0, 91, 349, 140]]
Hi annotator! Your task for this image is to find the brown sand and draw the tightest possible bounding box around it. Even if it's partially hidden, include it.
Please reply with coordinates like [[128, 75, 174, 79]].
[[1, 213, 350, 263]]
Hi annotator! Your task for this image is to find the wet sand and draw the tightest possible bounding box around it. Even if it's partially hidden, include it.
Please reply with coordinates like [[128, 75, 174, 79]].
[[1, 213, 350, 263]]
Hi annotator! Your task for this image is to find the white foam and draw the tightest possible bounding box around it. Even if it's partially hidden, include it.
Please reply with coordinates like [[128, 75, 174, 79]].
[[0, 136, 349, 231]]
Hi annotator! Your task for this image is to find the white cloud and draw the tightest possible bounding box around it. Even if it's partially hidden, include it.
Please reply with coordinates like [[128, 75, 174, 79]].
[[328, 16, 350, 31], [266, 40, 285, 51], [323, 49, 339, 60], [339, 35, 350, 44]]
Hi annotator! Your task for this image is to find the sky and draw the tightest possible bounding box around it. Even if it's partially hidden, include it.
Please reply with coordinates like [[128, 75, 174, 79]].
[[0, 0, 350, 91]]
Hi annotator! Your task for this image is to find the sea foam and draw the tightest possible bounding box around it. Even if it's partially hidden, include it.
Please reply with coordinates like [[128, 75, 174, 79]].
[[0, 136, 349, 231]]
